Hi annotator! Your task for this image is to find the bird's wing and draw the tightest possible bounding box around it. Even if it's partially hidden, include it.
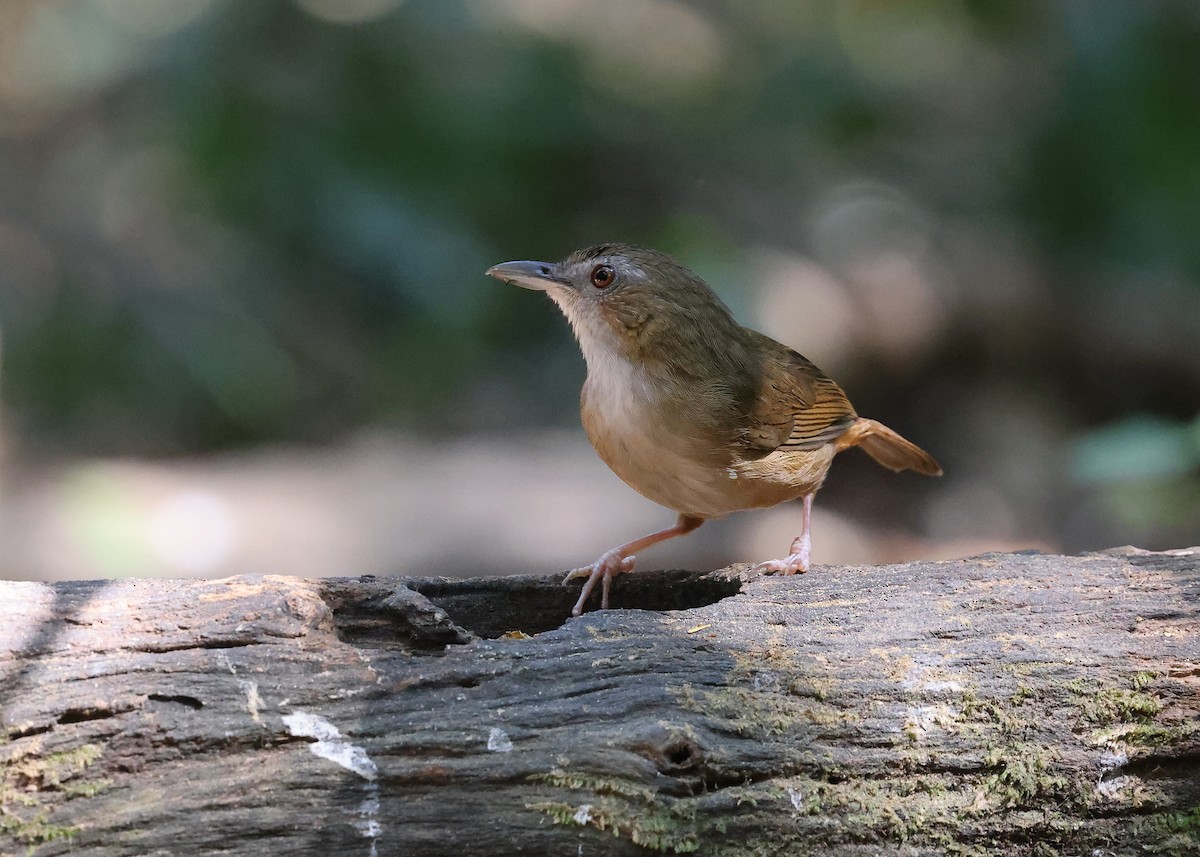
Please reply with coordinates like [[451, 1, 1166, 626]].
[[742, 332, 858, 455]]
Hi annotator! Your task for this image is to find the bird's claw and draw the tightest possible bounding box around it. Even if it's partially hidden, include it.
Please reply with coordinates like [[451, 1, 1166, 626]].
[[564, 549, 636, 615], [753, 555, 809, 576], [754, 535, 811, 576]]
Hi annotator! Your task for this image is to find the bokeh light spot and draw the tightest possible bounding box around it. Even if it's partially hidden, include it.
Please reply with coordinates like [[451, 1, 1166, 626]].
[[93, 0, 215, 38], [472, 0, 725, 101], [295, 0, 405, 26], [150, 490, 238, 575], [751, 250, 856, 370], [59, 466, 153, 578]]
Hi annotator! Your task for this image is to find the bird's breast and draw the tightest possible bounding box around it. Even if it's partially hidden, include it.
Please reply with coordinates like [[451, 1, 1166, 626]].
[[580, 354, 814, 518]]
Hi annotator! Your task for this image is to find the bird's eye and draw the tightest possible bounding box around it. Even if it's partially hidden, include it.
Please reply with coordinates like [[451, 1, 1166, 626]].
[[590, 264, 615, 289]]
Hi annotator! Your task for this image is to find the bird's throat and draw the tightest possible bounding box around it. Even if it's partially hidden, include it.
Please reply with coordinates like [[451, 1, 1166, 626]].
[[550, 291, 647, 373]]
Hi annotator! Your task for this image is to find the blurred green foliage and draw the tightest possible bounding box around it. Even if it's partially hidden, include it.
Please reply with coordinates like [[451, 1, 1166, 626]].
[[1023, 3, 1200, 280], [0, 0, 1197, 550]]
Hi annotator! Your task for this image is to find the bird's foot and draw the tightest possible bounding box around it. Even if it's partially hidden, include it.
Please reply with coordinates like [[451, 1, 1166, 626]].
[[753, 534, 811, 576], [563, 548, 636, 615]]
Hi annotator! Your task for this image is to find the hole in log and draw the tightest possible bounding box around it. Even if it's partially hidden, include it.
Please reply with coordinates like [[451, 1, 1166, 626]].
[[321, 569, 742, 648], [665, 742, 696, 767], [642, 735, 765, 796], [147, 694, 204, 710], [409, 568, 742, 639], [1108, 751, 1200, 782], [6, 722, 52, 739], [57, 706, 118, 725]]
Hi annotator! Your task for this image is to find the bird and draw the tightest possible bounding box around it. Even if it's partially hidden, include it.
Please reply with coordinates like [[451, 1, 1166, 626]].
[[486, 244, 941, 616]]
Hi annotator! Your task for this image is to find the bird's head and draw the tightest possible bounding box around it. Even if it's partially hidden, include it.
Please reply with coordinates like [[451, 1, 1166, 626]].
[[486, 244, 734, 364]]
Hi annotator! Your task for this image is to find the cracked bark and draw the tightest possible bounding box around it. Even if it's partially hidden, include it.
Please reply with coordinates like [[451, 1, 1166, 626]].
[[1, 549, 1198, 856]]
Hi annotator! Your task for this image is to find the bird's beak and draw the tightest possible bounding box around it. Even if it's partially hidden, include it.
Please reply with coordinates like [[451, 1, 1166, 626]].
[[485, 260, 562, 291]]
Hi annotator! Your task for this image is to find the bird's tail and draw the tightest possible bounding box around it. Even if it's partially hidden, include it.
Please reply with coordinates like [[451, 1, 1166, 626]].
[[836, 418, 943, 476]]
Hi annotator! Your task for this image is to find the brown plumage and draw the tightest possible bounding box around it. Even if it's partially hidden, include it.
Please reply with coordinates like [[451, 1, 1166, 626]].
[[487, 244, 941, 615]]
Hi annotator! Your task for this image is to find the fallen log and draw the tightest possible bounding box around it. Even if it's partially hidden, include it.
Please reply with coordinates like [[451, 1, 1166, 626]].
[[1, 548, 1197, 856]]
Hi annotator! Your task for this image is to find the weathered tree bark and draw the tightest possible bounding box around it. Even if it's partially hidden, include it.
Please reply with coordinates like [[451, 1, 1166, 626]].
[[1, 548, 1197, 856]]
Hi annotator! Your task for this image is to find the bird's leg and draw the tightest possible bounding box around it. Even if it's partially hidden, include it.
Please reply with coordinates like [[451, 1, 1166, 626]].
[[754, 493, 814, 576], [565, 514, 704, 616]]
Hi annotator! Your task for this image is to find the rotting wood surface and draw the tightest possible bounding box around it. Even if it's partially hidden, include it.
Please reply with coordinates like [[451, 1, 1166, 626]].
[[1, 548, 1198, 856]]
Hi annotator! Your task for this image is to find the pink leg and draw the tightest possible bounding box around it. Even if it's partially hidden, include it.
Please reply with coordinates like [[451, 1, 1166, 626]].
[[565, 514, 704, 615], [754, 493, 814, 576]]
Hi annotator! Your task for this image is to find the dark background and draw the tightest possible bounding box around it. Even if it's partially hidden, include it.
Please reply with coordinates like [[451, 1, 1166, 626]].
[[1, 0, 1197, 581]]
